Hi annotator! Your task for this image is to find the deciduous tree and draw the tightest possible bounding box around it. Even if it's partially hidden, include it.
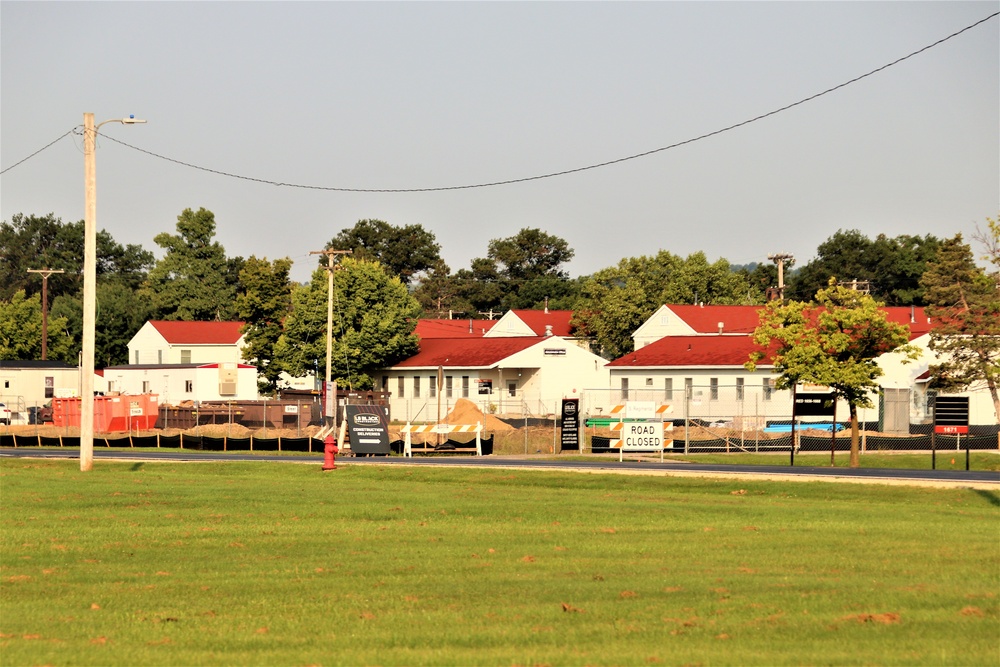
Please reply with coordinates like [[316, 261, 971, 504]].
[[919, 233, 1000, 423], [327, 219, 441, 285], [235, 256, 295, 395], [275, 258, 421, 389], [142, 208, 240, 321], [747, 280, 918, 467], [0, 291, 72, 361]]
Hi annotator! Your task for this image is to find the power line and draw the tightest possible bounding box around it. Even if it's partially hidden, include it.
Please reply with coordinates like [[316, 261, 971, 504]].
[[2, 12, 996, 185], [0, 129, 77, 175]]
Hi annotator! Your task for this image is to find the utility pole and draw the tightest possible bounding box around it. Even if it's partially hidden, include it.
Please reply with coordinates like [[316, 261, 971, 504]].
[[309, 249, 351, 426], [767, 253, 794, 302], [27, 269, 65, 360]]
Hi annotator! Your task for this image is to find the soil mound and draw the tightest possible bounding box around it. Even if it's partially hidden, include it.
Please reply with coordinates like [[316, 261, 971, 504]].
[[443, 398, 485, 425]]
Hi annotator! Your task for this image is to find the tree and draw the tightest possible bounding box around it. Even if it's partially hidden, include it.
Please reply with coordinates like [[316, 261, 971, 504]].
[[235, 256, 295, 395], [789, 230, 940, 304], [274, 258, 421, 389], [327, 219, 441, 285], [0, 212, 153, 301], [573, 251, 763, 359], [0, 291, 72, 361], [49, 282, 154, 367], [142, 208, 240, 321], [919, 233, 1000, 423], [746, 279, 918, 467]]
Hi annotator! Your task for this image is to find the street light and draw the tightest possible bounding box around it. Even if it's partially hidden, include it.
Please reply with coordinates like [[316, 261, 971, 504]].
[[81, 112, 145, 471]]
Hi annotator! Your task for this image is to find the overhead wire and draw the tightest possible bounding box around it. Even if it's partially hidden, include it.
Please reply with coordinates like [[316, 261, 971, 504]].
[[94, 11, 997, 193], [1, 12, 995, 186]]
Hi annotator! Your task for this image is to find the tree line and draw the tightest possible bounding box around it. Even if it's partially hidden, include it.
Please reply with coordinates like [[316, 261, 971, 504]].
[[1, 208, 997, 404]]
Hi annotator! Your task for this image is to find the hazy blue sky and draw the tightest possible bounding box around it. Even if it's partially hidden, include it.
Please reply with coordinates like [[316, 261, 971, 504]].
[[2, 1, 997, 285]]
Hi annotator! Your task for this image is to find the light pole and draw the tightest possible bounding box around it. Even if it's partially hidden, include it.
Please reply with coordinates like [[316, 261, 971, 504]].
[[81, 112, 145, 471]]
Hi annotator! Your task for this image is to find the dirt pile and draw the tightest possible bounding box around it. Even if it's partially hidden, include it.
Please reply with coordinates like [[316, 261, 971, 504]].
[[442, 399, 514, 431]]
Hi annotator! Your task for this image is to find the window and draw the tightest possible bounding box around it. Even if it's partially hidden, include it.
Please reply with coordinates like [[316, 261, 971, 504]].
[[664, 378, 673, 400], [508, 382, 517, 397], [710, 378, 719, 401], [413, 376, 421, 398], [381, 376, 389, 392], [620, 377, 629, 402], [157, 350, 163, 364], [134, 350, 139, 364], [44, 376, 54, 399], [397, 376, 405, 399], [736, 377, 744, 401], [763, 378, 773, 401], [462, 376, 469, 398], [180, 349, 191, 364], [429, 375, 436, 398], [684, 377, 693, 399], [445, 376, 453, 399], [185, 380, 193, 393], [645, 377, 653, 387], [142, 381, 150, 393]]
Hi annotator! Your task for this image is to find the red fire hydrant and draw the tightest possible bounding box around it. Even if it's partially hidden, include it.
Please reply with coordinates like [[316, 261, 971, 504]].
[[322, 434, 339, 471]]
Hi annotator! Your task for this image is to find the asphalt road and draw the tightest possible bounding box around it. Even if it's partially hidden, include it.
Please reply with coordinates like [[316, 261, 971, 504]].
[[2, 447, 997, 489]]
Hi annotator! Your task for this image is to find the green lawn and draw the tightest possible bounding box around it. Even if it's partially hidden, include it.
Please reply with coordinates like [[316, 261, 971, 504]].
[[1, 459, 997, 666]]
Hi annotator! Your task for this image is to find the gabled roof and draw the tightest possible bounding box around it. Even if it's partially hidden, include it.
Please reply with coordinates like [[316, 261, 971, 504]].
[[663, 304, 934, 338], [414, 319, 496, 339], [389, 337, 544, 369], [509, 310, 574, 336], [148, 321, 245, 345], [665, 304, 763, 335], [608, 335, 774, 368]]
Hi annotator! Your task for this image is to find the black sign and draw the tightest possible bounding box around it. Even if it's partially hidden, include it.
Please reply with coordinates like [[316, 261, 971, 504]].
[[478, 379, 492, 395], [793, 392, 837, 417], [560, 398, 580, 451], [934, 396, 969, 426], [345, 405, 390, 455]]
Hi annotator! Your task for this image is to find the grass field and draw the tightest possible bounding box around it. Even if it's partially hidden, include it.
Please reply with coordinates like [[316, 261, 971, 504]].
[[1, 459, 997, 666]]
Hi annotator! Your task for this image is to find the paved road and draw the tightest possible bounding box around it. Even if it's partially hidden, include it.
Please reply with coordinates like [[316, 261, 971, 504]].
[[2, 447, 997, 488]]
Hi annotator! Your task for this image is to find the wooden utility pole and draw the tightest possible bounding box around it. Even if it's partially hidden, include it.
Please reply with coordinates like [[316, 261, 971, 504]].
[[27, 269, 64, 360], [767, 253, 794, 302], [309, 249, 352, 427]]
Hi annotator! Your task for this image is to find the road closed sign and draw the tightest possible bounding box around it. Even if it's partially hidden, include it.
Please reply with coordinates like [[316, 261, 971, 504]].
[[620, 422, 670, 451]]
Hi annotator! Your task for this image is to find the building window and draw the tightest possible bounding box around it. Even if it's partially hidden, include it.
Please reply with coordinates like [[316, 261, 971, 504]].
[[645, 377, 653, 387], [710, 378, 719, 401], [185, 380, 193, 393], [508, 382, 517, 397], [142, 381, 150, 393], [381, 376, 388, 392], [664, 378, 673, 400], [736, 377, 744, 401], [684, 377, 693, 399], [157, 350, 163, 364], [763, 378, 772, 401], [413, 376, 421, 398], [397, 376, 405, 399], [134, 350, 139, 364], [446, 376, 453, 399], [462, 376, 469, 398], [620, 377, 629, 402], [44, 376, 54, 399], [429, 376, 437, 398], [181, 350, 191, 364]]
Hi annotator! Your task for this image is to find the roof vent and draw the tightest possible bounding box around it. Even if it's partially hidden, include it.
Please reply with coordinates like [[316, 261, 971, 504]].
[[718, 321, 724, 334], [545, 325, 553, 337]]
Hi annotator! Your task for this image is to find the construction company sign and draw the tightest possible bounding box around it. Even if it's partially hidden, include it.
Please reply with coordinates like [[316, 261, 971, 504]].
[[619, 421, 672, 451]]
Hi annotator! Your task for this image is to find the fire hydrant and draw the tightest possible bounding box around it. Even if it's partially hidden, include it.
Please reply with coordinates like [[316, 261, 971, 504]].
[[322, 434, 339, 471]]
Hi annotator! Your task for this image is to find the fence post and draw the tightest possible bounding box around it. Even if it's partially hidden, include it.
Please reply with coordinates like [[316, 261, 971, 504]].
[[684, 387, 690, 455]]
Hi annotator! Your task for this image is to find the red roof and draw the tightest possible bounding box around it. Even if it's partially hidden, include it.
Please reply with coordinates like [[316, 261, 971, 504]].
[[609, 336, 774, 368], [509, 310, 574, 336], [150, 321, 245, 345], [391, 337, 544, 369], [666, 305, 763, 334], [666, 304, 934, 338], [414, 319, 496, 339]]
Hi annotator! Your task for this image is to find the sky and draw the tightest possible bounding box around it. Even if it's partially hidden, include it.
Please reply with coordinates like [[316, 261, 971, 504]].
[[2, 1, 998, 285]]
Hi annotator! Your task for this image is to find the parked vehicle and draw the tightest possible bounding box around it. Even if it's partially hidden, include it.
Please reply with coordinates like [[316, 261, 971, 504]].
[[0, 402, 11, 425]]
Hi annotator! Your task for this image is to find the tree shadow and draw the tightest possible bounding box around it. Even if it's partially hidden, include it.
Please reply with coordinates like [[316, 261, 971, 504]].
[[972, 489, 999, 507]]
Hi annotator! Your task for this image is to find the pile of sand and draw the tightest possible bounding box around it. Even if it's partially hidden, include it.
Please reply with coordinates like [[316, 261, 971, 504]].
[[440, 399, 514, 431]]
